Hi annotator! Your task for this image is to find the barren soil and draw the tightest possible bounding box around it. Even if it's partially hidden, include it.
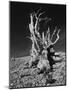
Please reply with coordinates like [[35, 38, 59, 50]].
[[9, 52, 66, 89]]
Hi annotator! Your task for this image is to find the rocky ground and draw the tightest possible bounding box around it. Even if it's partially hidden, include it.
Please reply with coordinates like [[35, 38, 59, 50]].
[[9, 52, 66, 89]]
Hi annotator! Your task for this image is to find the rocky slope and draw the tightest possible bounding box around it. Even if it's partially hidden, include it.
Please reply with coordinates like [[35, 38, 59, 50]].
[[9, 52, 66, 89]]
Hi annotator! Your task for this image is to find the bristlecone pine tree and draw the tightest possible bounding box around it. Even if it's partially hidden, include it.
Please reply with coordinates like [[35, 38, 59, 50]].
[[28, 10, 60, 72]]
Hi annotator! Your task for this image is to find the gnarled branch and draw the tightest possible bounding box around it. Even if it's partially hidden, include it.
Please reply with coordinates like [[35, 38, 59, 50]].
[[52, 29, 60, 45]]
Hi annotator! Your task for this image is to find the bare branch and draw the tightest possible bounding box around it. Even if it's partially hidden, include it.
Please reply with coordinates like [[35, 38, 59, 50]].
[[29, 13, 40, 51], [47, 27, 50, 41], [39, 17, 48, 22], [52, 29, 60, 45], [38, 12, 45, 18], [36, 8, 42, 16], [51, 27, 57, 40], [29, 14, 34, 34], [42, 32, 45, 43]]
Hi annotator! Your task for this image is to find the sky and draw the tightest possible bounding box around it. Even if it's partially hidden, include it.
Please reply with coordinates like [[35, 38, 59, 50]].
[[10, 1, 66, 58]]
